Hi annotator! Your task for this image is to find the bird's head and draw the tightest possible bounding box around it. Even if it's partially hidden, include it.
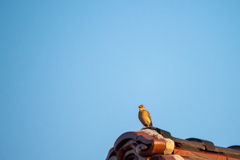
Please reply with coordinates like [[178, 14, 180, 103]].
[[138, 105, 146, 111]]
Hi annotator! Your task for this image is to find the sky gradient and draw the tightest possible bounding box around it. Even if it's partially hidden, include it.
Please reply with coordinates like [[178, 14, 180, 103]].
[[1, 1, 240, 160]]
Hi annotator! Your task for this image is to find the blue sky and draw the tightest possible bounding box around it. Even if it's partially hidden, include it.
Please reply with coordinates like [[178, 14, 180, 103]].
[[1, 1, 240, 159]]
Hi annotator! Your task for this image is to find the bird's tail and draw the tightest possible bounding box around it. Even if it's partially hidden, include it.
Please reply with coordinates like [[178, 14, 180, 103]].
[[149, 123, 156, 129], [150, 122, 153, 127]]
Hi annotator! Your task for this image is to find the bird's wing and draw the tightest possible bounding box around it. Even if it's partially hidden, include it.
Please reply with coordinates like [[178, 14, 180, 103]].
[[141, 110, 152, 125], [147, 110, 152, 121], [145, 110, 153, 127]]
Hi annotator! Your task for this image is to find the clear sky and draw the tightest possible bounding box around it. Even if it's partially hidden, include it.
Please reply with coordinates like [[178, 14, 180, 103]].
[[1, 1, 240, 160]]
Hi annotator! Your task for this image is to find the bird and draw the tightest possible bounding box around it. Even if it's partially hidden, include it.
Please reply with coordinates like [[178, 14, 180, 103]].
[[138, 105, 154, 129]]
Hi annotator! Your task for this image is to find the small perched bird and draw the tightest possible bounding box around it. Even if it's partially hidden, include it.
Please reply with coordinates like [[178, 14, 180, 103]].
[[138, 105, 153, 129]]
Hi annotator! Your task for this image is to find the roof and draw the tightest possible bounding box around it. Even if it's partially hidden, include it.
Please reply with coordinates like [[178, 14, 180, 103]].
[[106, 127, 240, 160]]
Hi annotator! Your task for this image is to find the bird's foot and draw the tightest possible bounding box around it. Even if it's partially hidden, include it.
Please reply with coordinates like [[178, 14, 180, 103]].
[[141, 126, 149, 130]]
